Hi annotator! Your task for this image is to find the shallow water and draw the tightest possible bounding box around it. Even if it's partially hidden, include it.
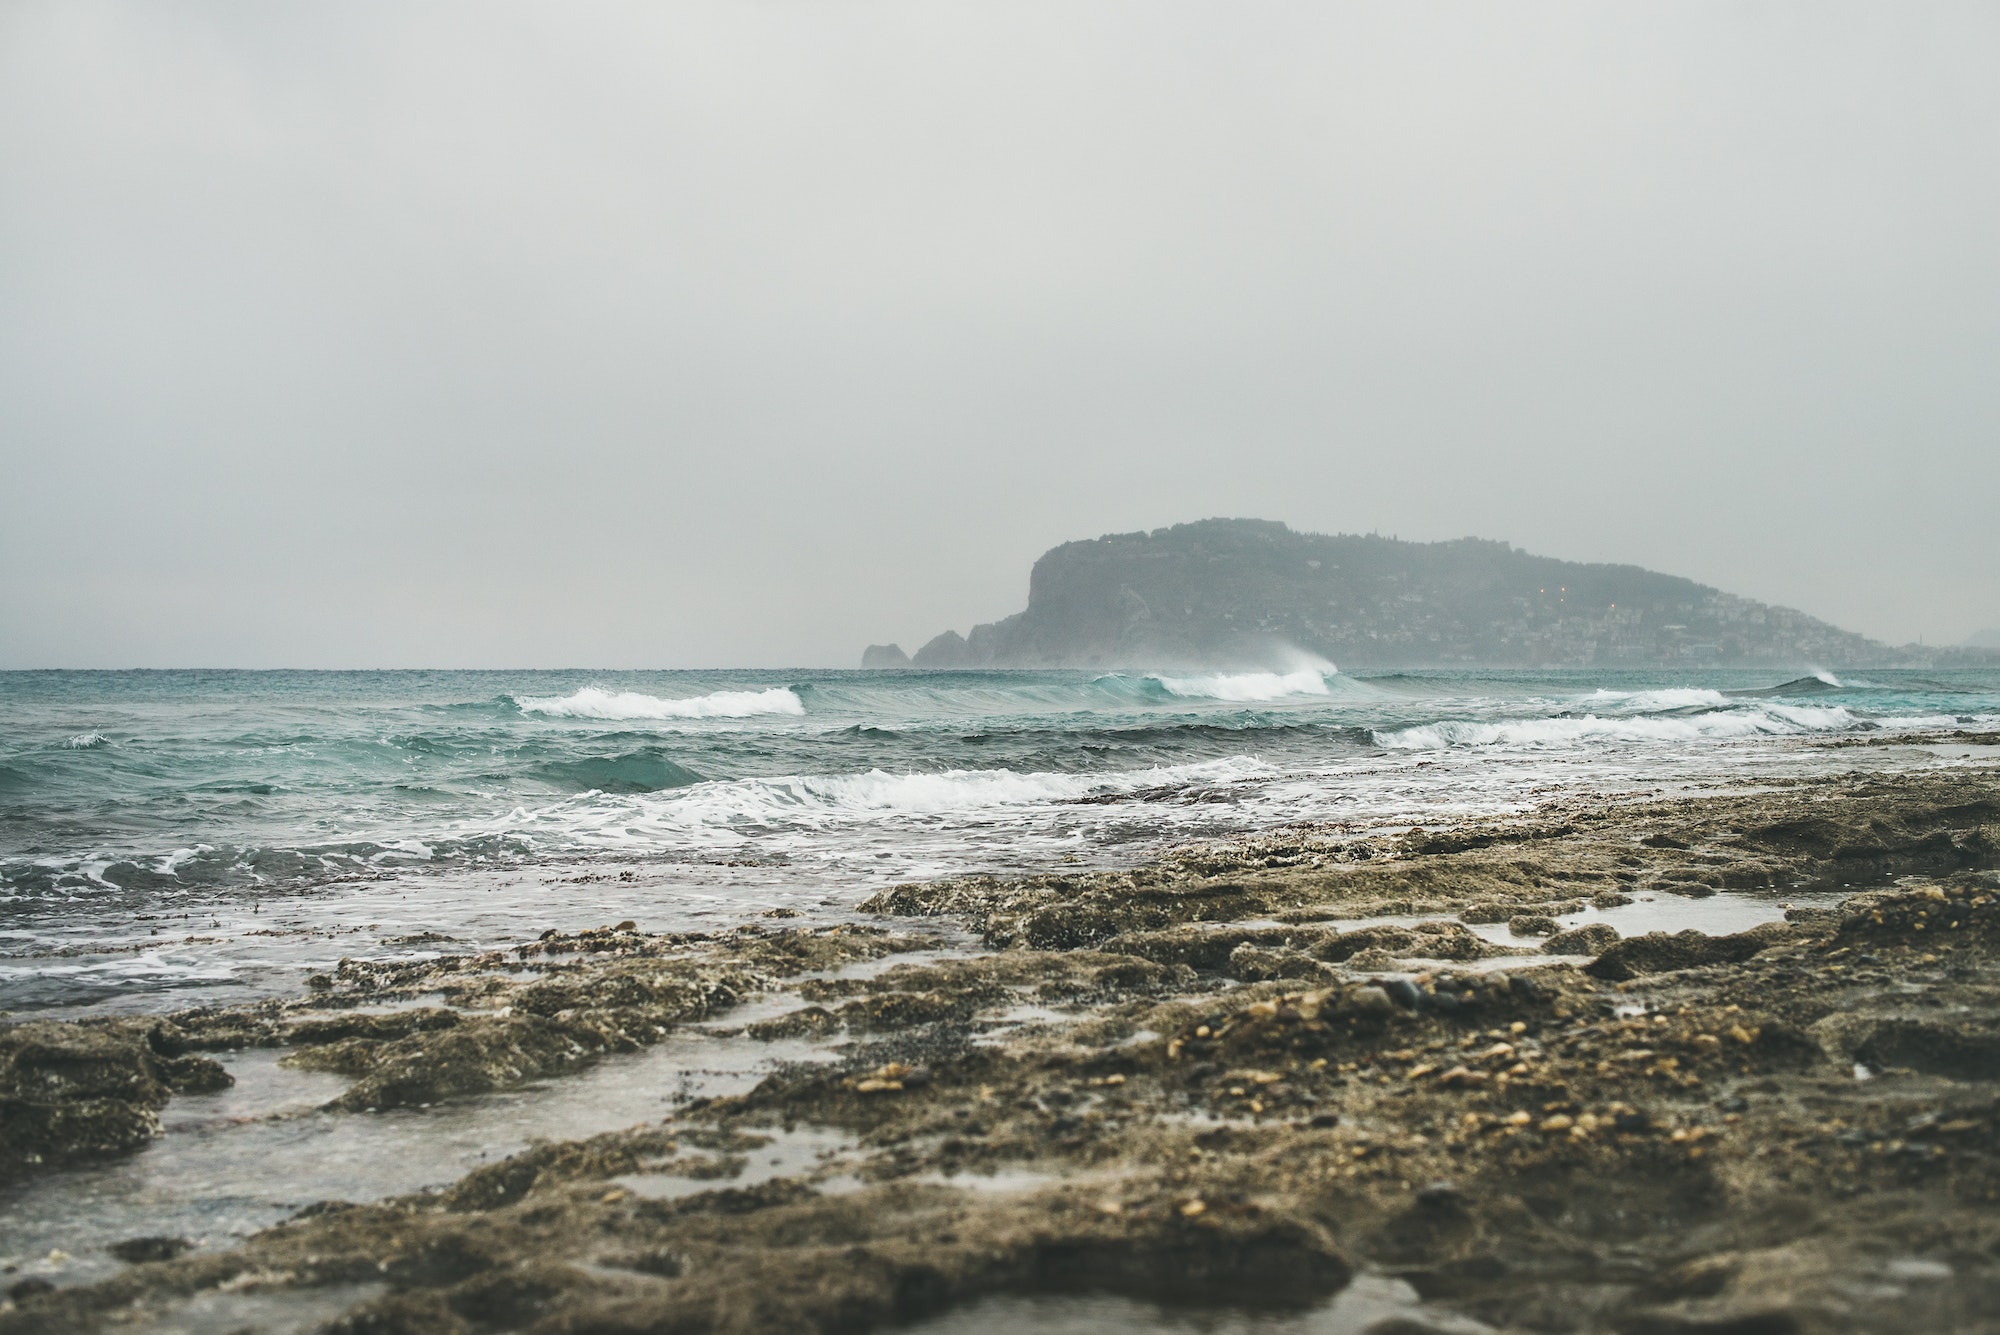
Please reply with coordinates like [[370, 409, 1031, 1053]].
[[905, 1273, 1491, 1334], [122, 1283, 390, 1335], [0, 1029, 831, 1289]]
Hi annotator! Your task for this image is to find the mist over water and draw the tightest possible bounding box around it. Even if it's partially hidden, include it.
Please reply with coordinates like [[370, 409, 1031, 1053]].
[[3, 667, 1995, 1017]]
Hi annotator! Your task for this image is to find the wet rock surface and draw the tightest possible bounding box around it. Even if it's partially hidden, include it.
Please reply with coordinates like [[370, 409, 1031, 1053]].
[[4, 772, 2000, 1333], [0, 1020, 231, 1182]]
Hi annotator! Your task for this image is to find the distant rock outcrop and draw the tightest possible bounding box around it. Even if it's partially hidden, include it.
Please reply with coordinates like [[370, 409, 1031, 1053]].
[[891, 518, 1919, 670], [912, 631, 973, 668], [861, 643, 911, 668]]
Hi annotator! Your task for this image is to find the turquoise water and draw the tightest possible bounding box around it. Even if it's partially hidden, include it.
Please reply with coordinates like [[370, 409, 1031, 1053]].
[[3, 667, 1996, 1014]]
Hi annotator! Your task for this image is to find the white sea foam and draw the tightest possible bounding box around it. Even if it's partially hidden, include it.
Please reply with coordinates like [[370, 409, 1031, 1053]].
[[1151, 669, 1333, 702], [480, 756, 1278, 852], [1377, 704, 1863, 751], [155, 846, 212, 877], [65, 731, 108, 749], [1759, 703, 1859, 730], [1586, 688, 1731, 712], [516, 686, 805, 721]]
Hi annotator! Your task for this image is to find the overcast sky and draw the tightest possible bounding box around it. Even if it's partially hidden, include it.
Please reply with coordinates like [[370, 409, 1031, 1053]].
[[3, 1, 1997, 668]]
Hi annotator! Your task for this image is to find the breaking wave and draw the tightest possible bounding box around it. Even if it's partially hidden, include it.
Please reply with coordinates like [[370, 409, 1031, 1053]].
[[1727, 673, 1850, 699], [483, 756, 1277, 852], [1587, 688, 1731, 712], [1376, 703, 1869, 750], [1147, 669, 1335, 702], [515, 686, 804, 721], [533, 750, 705, 794]]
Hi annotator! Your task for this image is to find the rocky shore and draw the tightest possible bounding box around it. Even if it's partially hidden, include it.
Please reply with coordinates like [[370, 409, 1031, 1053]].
[[3, 770, 1997, 1333]]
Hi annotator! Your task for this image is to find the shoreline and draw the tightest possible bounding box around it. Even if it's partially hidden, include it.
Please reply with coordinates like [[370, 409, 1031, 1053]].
[[3, 767, 1997, 1332]]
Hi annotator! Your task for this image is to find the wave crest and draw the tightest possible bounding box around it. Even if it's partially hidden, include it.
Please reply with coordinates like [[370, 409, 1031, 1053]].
[[1376, 703, 1865, 750], [1148, 669, 1334, 702], [535, 749, 705, 794], [515, 686, 804, 721], [482, 756, 1277, 851], [1587, 688, 1730, 712]]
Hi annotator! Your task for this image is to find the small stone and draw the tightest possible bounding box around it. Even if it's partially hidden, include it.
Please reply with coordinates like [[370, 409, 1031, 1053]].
[[1885, 1257, 1953, 1282], [1346, 986, 1396, 1017], [108, 1236, 191, 1265], [1383, 979, 1423, 1010], [1543, 923, 1619, 956], [1179, 1198, 1207, 1217], [1415, 1180, 1461, 1208]]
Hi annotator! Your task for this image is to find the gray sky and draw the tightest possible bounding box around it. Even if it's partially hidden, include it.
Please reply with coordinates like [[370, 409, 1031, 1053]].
[[4, 1, 1997, 668]]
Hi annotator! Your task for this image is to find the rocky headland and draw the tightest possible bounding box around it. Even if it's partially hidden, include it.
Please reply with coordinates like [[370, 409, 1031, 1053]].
[[3, 765, 1999, 1333], [869, 519, 1995, 671]]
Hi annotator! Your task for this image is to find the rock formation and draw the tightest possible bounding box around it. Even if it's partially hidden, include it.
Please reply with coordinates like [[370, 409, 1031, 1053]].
[[881, 518, 1918, 669], [861, 643, 911, 668]]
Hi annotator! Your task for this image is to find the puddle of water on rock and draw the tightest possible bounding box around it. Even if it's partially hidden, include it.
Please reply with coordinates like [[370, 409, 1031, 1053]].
[[917, 1165, 1068, 1194], [1335, 889, 1843, 951], [1545, 888, 1848, 939], [1899, 743, 2000, 762], [1230, 892, 1851, 981], [972, 1000, 1079, 1045], [1412, 889, 1854, 974], [709, 943, 974, 1031], [824, 945, 973, 983], [124, 1281, 388, 1335], [904, 1272, 1489, 1334], [612, 1124, 858, 1201], [0, 1028, 832, 1289]]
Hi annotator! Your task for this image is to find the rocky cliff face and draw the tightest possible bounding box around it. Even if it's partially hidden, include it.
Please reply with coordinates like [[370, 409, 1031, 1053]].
[[887, 518, 1906, 669], [860, 643, 912, 668]]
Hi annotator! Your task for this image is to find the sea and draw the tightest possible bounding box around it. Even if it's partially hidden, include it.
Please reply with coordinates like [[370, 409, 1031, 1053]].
[[5, 665, 1998, 1019]]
